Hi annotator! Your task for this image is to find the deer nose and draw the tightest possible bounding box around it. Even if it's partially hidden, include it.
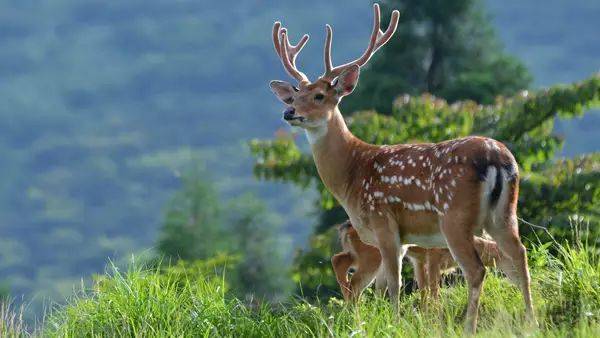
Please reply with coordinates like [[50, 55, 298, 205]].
[[283, 107, 296, 120]]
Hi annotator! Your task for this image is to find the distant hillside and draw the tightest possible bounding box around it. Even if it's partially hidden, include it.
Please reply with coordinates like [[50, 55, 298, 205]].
[[0, 0, 374, 314]]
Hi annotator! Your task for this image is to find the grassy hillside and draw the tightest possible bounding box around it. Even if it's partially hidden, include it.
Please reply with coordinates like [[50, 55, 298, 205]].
[[3, 234, 597, 337]]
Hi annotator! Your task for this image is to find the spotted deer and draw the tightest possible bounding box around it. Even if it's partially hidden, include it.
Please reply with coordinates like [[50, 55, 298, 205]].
[[269, 4, 535, 332], [331, 220, 519, 302]]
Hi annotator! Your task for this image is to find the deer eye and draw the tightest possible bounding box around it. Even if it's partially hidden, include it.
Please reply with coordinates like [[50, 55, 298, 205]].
[[314, 93, 325, 101]]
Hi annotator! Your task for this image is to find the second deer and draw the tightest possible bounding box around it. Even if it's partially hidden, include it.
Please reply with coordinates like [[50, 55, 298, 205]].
[[331, 220, 520, 302]]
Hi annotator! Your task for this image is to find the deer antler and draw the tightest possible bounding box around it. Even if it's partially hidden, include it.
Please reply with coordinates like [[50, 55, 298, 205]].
[[272, 21, 310, 83], [322, 4, 400, 81]]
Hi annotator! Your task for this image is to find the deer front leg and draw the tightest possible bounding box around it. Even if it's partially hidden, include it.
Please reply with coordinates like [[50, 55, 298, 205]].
[[374, 265, 387, 297], [375, 227, 407, 309]]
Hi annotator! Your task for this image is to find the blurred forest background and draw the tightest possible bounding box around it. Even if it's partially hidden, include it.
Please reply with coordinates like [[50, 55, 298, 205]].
[[0, 0, 598, 318]]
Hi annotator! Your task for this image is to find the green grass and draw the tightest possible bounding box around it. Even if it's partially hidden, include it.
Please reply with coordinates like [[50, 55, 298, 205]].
[[3, 240, 600, 337]]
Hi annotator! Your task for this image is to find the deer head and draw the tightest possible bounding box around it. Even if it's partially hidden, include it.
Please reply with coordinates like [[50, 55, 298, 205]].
[[270, 4, 400, 131]]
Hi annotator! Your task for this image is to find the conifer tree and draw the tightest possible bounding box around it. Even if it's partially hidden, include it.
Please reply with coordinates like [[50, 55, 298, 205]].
[[344, 0, 531, 114]]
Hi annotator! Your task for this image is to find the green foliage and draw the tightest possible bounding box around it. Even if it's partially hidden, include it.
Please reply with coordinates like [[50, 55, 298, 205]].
[[489, 74, 600, 143], [226, 194, 292, 300], [291, 227, 340, 301], [344, 0, 532, 113], [156, 173, 291, 301], [520, 154, 600, 241], [157, 172, 225, 261], [39, 240, 600, 337], [249, 136, 318, 188]]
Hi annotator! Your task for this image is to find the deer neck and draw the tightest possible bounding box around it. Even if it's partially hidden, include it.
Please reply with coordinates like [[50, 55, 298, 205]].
[[306, 107, 364, 203]]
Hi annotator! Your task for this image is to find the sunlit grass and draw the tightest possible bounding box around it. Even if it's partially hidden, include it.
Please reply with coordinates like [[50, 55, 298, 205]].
[[28, 236, 599, 337], [0, 300, 28, 338]]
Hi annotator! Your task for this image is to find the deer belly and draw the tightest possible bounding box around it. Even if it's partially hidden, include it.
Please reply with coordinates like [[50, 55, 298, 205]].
[[402, 233, 448, 248]]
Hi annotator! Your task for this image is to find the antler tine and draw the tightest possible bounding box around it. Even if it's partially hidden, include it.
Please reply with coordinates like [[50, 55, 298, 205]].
[[272, 21, 310, 83], [272, 21, 283, 58], [324, 24, 333, 75], [352, 2, 382, 67], [374, 8, 400, 52], [283, 30, 309, 69], [321, 4, 400, 80]]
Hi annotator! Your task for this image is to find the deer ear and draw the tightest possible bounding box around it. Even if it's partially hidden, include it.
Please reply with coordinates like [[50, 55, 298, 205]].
[[269, 80, 297, 104], [334, 65, 360, 97]]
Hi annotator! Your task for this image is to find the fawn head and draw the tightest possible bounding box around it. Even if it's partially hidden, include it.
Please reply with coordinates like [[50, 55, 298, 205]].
[[270, 4, 399, 130]]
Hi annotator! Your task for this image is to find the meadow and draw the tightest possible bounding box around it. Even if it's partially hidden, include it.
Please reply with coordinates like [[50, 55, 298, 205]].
[[3, 223, 598, 337]]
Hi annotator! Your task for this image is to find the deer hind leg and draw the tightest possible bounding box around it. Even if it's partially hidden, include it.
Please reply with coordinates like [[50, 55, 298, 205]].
[[485, 174, 536, 324], [425, 249, 444, 300], [409, 257, 427, 291], [408, 257, 428, 308], [485, 214, 535, 323], [440, 216, 485, 334]]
